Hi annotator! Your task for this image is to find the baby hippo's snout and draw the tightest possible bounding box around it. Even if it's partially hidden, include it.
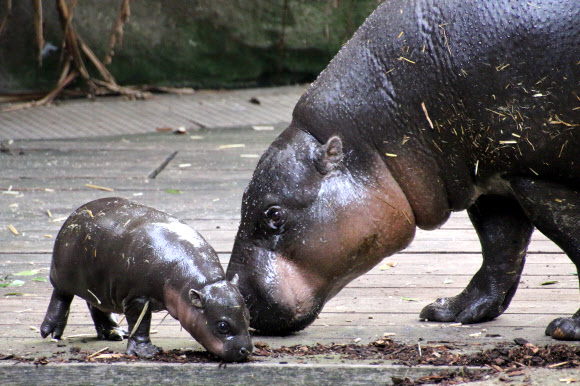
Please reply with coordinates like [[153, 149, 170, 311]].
[[221, 336, 253, 362]]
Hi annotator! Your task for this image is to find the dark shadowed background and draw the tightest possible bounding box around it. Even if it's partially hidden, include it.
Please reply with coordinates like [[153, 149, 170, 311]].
[[0, 0, 383, 92]]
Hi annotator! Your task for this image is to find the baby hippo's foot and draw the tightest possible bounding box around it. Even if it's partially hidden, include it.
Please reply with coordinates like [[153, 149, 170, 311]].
[[126, 339, 161, 358], [97, 326, 128, 341], [546, 317, 580, 340]]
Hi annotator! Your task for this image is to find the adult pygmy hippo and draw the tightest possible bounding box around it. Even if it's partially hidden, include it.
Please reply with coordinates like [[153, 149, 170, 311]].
[[40, 198, 252, 362], [227, 0, 580, 338]]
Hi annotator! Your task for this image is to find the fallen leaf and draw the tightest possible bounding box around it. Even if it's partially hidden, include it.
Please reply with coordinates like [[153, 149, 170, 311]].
[[92, 353, 125, 360], [559, 378, 578, 384], [443, 278, 454, 284], [13, 270, 40, 276], [401, 297, 418, 302], [379, 261, 397, 271], [85, 184, 114, 192], [541, 280, 559, 285], [252, 125, 274, 131], [8, 280, 25, 287], [5, 292, 23, 296], [6, 224, 19, 235], [166, 189, 182, 194], [218, 144, 245, 149], [32, 277, 47, 282]]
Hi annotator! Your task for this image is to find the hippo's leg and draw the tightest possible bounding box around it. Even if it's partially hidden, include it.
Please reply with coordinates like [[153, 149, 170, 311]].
[[40, 289, 74, 339], [510, 177, 580, 340], [87, 303, 127, 341], [123, 297, 160, 358], [420, 195, 534, 323]]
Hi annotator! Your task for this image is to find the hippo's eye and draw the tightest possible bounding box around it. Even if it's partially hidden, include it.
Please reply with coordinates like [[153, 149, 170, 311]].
[[217, 321, 231, 335], [263, 206, 286, 233]]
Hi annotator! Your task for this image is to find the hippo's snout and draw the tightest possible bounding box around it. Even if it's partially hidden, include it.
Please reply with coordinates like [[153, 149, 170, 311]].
[[228, 256, 324, 335], [220, 336, 253, 362]]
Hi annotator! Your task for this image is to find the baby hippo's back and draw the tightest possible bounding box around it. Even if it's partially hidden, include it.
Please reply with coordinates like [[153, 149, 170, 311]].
[[50, 197, 225, 313]]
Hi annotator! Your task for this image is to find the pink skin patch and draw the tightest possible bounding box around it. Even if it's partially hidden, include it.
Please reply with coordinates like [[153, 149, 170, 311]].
[[274, 258, 323, 318]]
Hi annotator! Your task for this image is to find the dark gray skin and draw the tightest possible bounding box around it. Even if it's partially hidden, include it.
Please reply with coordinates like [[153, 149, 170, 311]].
[[40, 198, 252, 362], [227, 0, 580, 337]]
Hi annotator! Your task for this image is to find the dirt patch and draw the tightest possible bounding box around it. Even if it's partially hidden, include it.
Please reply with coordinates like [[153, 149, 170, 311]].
[[255, 338, 580, 368], [2, 339, 579, 385]]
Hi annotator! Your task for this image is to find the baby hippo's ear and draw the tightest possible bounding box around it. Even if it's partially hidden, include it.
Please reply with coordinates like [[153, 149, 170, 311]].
[[230, 273, 239, 287], [315, 136, 343, 175], [189, 289, 205, 308]]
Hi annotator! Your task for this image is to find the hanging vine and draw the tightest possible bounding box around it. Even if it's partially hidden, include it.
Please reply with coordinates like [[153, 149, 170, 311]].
[[1, 0, 150, 111]]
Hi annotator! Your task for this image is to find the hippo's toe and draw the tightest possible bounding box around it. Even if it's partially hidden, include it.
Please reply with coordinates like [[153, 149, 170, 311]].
[[419, 297, 459, 322], [546, 317, 580, 341], [126, 340, 161, 358], [97, 327, 128, 341]]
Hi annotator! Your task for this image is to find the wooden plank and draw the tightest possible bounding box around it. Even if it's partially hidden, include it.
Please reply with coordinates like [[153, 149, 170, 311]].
[[0, 252, 575, 275], [2, 129, 579, 369], [0, 362, 478, 386]]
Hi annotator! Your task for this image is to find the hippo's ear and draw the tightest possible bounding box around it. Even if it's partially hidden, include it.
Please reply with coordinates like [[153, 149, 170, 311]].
[[315, 136, 343, 175], [230, 273, 239, 287], [189, 289, 205, 308]]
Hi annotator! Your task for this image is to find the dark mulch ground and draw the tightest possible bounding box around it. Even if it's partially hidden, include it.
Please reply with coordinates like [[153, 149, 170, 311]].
[[2, 338, 579, 385]]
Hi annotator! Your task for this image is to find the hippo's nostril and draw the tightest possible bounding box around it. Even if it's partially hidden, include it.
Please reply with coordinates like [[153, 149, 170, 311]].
[[240, 347, 249, 356]]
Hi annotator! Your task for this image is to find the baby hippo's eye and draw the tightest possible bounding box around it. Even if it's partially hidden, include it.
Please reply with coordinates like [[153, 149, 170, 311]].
[[263, 206, 286, 233], [217, 321, 231, 335]]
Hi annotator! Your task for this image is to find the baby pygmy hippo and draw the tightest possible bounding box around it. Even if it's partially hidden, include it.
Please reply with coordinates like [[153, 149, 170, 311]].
[[40, 197, 252, 362]]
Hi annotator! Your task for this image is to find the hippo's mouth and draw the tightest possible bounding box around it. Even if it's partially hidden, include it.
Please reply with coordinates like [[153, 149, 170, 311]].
[[248, 296, 324, 335]]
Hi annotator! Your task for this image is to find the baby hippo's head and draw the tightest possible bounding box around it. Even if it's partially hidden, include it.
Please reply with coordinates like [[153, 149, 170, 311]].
[[180, 275, 252, 362]]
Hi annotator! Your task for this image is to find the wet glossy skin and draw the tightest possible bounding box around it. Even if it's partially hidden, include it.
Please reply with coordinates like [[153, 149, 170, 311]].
[[227, 0, 579, 337], [40, 198, 252, 362]]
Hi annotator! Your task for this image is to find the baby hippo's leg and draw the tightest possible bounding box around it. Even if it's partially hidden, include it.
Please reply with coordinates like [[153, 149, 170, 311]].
[[123, 297, 160, 358], [40, 289, 74, 339], [87, 303, 127, 341]]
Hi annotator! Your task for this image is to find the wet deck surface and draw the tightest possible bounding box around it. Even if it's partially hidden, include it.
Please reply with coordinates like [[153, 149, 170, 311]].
[[0, 88, 578, 384]]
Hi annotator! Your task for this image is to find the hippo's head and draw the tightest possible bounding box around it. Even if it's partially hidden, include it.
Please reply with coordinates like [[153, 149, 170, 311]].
[[176, 276, 252, 362], [227, 124, 416, 335]]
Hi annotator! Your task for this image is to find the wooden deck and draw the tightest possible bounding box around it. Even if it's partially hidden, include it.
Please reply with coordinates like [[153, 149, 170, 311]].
[[1, 93, 578, 384]]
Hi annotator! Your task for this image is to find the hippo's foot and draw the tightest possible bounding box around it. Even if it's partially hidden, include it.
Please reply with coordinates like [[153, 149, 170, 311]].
[[126, 339, 161, 358], [422, 195, 533, 324], [545, 317, 580, 341], [96, 326, 128, 341], [40, 318, 67, 340], [420, 290, 508, 324], [40, 289, 74, 339], [87, 304, 128, 341]]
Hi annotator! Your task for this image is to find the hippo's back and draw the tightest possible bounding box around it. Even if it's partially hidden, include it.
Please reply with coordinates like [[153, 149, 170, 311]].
[[295, 0, 579, 196]]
